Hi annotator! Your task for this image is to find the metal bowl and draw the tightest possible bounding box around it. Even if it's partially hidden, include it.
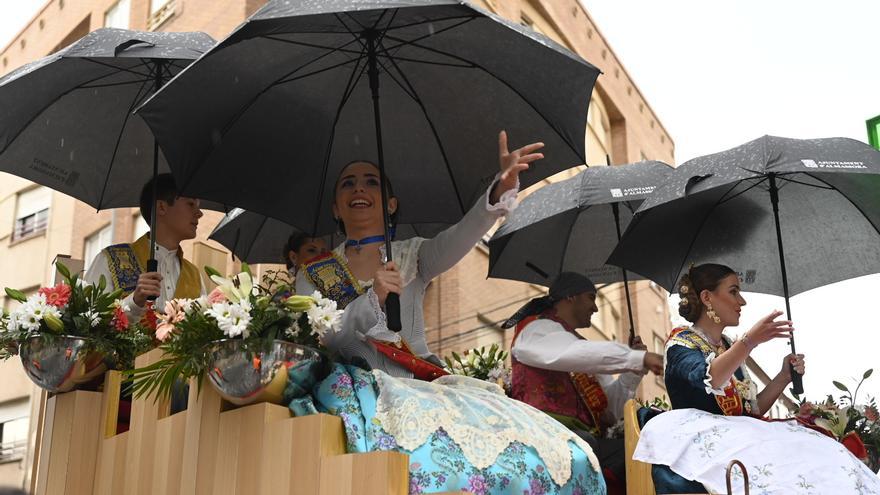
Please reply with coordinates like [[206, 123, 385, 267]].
[[206, 339, 320, 406], [19, 335, 107, 393]]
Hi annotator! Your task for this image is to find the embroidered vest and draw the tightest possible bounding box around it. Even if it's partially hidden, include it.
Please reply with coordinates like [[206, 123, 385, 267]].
[[511, 314, 609, 433], [104, 234, 202, 299], [667, 326, 753, 416]]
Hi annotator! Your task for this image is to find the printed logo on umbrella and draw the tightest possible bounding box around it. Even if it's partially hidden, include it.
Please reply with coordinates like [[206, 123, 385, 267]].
[[801, 159, 866, 170], [609, 186, 655, 198]]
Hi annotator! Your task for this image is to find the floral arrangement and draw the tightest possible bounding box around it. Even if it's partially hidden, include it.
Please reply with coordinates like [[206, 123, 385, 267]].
[[444, 343, 511, 391], [0, 261, 151, 369], [128, 266, 343, 400], [795, 369, 879, 471]]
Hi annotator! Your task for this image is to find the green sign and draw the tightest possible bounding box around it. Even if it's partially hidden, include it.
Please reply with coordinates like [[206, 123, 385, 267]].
[[867, 115, 880, 150]]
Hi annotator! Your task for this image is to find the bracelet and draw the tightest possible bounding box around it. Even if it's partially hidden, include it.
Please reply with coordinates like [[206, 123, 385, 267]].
[[740, 333, 757, 352]]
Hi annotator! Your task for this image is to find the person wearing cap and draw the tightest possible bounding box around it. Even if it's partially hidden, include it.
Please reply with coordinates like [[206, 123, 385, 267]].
[[505, 271, 664, 491]]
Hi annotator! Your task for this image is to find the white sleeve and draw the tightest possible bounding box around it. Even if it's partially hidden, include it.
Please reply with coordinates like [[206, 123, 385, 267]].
[[512, 319, 646, 375], [597, 372, 643, 423], [84, 251, 144, 321]]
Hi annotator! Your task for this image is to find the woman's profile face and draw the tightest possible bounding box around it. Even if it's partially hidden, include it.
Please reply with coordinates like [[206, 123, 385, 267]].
[[705, 273, 747, 326], [332, 161, 396, 229]]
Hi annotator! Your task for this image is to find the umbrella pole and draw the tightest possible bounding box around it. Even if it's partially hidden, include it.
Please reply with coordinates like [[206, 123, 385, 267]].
[[366, 31, 402, 331], [769, 173, 803, 395], [612, 202, 637, 346], [146, 60, 166, 297]]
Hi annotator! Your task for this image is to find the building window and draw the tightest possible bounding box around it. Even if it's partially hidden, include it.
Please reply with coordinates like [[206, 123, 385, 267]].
[[151, 0, 171, 14], [83, 225, 113, 272], [13, 187, 51, 241], [105, 0, 131, 29], [148, 0, 176, 30], [0, 399, 30, 463]]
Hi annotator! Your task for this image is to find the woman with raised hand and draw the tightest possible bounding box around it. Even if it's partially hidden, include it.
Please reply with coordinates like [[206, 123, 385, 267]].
[[633, 263, 880, 494]]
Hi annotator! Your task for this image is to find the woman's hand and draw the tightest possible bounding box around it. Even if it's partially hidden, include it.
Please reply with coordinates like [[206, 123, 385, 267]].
[[743, 310, 793, 347], [490, 130, 544, 203], [779, 353, 805, 382], [373, 261, 402, 308]]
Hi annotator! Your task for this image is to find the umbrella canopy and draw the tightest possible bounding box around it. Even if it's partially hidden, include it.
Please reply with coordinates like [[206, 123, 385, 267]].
[[0, 28, 217, 210], [136, 0, 600, 234], [608, 136, 880, 297], [489, 161, 673, 286], [210, 207, 448, 265]]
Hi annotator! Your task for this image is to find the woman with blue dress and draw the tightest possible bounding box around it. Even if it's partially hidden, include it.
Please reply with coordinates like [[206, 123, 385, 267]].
[[633, 263, 880, 494], [287, 131, 606, 495]]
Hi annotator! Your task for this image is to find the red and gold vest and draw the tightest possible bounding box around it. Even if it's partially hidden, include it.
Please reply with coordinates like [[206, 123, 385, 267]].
[[511, 312, 608, 433]]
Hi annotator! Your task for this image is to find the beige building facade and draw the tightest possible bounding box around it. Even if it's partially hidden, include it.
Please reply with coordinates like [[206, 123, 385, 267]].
[[0, 0, 691, 490]]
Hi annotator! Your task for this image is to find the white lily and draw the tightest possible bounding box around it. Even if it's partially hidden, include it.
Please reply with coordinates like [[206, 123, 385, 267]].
[[209, 272, 254, 304], [815, 406, 851, 439]]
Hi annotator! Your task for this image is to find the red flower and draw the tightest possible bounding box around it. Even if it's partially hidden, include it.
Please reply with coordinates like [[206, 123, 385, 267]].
[[842, 431, 868, 461], [39, 283, 71, 308], [113, 307, 129, 332], [865, 405, 879, 423], [141, 304, 158, 331]]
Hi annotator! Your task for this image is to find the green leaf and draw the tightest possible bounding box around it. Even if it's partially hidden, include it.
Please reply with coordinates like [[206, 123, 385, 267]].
[[55, 261, 72, 280], [97, 274, 106, 293], [833, 381, 850, 393], [241, 262, 251, 275], [864, 369, 874, 380], [4, 288, 27, 303], [204, 266, 222, 279]]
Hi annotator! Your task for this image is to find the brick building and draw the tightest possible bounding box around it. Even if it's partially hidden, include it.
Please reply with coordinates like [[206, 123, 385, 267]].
[[0, 0, 690, 490]]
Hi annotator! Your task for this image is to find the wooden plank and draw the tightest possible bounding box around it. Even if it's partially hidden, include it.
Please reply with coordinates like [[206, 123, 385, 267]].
[[152, 411, 188, 495], [260, 413, 347, 495], [125, 348, 167, 495], [179, 378, 223, 495], [213, 402, 291, 495], [36, 391, 102, 495], [100, 371, 122, 438], [624, 399, 656, 495], [95, 431, 128, 495], [319, 451, 409, 495]]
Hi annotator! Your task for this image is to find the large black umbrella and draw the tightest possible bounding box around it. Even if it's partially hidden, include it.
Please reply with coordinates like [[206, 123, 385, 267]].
[[489, 160, 673, 342], [138, 0, 600, 328], [209, 207, 448, 264], [608, 135, 880, 394], [0, 28, 217, 272]]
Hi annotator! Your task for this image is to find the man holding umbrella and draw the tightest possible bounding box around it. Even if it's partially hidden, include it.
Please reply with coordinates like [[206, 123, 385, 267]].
[[503, 271, 664, 491], [85, 174, 206, 321]]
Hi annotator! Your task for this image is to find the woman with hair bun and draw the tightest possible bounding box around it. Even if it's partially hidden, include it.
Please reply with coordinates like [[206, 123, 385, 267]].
[[632, 263, 880, 494]]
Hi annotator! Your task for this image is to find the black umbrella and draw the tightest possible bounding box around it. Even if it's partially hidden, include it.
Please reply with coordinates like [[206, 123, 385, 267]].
[[138, 0, 600, 328], [209, 207, 448, 265], [0, 28, 217, 274], [608, 135, 880, 395], [489, 160, 673, 343]]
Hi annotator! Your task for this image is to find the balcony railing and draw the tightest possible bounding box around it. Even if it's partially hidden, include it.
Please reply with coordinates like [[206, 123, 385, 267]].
[[0, 439, 27, 463]]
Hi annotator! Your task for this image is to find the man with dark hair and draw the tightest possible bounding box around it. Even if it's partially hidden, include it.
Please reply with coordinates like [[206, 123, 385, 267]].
[[503, 271, 664, 493], [85, 173, 206, 321]]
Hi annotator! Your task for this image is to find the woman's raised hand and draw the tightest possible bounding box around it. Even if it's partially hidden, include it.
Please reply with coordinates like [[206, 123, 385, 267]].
[[373, 261, 402, 308], [491, 130, 544, 203], [745, 310, 794, 346]]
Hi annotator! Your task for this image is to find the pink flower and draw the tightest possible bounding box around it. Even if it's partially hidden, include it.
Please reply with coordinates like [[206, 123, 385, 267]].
[[155, 300, 186, 342], [39, 283, 71, 308], [155, 322, 175, 342], [797, 402, 815, 418], [208, 287, 227, 304]]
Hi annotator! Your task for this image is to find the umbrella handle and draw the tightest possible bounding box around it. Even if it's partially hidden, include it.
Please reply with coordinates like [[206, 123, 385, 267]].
[[385, 293, 402, 331], [789, 363, 804, 395]]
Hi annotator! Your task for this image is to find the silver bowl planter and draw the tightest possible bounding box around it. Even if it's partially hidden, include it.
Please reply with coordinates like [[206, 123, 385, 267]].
[[206, 339, 320, 406]]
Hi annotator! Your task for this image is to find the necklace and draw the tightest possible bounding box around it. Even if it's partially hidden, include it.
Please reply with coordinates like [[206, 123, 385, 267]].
[[692, 325, 724, 348], [345, 234, 386, 254]]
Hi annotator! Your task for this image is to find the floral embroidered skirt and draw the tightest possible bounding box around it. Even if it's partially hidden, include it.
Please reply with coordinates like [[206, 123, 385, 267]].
[[286, 363, 606, 495], [633, 408, 880, 494]]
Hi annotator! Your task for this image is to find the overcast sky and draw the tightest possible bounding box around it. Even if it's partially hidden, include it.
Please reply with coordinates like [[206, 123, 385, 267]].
[[2, 1, 879, 405]]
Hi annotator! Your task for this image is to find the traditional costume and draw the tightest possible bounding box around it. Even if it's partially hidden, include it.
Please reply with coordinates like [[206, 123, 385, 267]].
[[288, 181, 607, 494], [633, 326, 880, 494], [85, 233, 205, 320]]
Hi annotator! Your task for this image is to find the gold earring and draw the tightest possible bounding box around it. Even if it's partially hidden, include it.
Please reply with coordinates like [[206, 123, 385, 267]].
[[706, 302, 721, 324]]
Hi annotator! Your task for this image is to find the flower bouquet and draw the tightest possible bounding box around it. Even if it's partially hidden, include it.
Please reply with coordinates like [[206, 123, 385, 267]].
[[444, 343, 511, 392], [128, 266, 343, 405], [0, 261, 152, 392], [795, 369, 880, 471]]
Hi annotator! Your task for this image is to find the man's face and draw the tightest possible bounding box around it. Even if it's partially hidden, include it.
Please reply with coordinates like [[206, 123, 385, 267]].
[[572, 291, 598, 328], [158, 196, 202, 241]]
